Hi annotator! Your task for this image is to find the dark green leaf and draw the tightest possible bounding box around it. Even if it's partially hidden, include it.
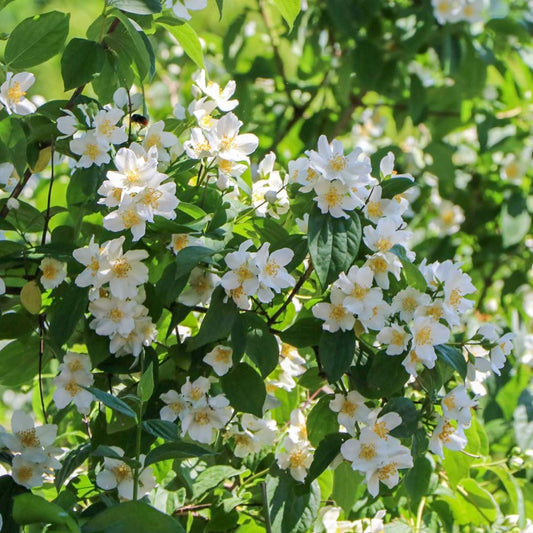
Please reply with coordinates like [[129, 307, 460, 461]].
[[380, 397, 419, 439], [404, 455, 432, 508], [109, 0, 162, 14], [188, 287, 238, 350], [0, 475, 28, 533], [141, 419, 180, 442], [0, 335, 42, 387], [306, 395, 338, 447], [307, 433, 347, 483], [380, 178, 416, 198], [319, 329, 355, 383], [279, 317, 323, 348], [221, 363, 266, 417], [390, 245, 426, 292], [5, 11, 70, 69], [137, 362, 154, 402], [308, 206, 362, 288], [13, 493, 80, 532], [435, 344, 467, 380], [144, 441, 214, 466], [61, 39, 106, 91], [0, 312, 36, 340], [48, 285, 89, 347], [0, 116, 27, 177], [86, 387, 137, 419], [54, 443, 91, 490], [83, 501, 185, 533], [192, 466, 245, 499], [242, 314, 279, 377]]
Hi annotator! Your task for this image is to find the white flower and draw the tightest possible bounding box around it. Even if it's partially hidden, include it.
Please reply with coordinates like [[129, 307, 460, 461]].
[[73, 235, 110, 289], [312, 288, 355, 333], [330, 391, 370, 431], [169, 233, 202, 255], [0, 72, 36, 115], [166, 0, 207, 20], [290, 156, 319, 193], [179, 267, 219, 306], [57, 110, 79, 138], [181, 376, 211, 406], [488, 332, 514, 375], [364, 186, 405, 224], [142, 120, 179, 162], [430, 200, 464, 236], [53, 368, 94, 415], [180, 395, 232, 444], [276, 436, 314, 482], [254, 243, 295, 303], [184, 127, 215, 159], [2, 411, 57, 457], [364, 252, 402, 290], [334, 265, 375, 315], [96, 447, 155, 500], [11, 455, 46, 489], [376, 324, 412, 356], [410, 317, 450, 362], [321, 507, 358, 533], [89, 296, 139, 337], [70, 131, 110, 168], [314, 177, 360, 219], [241, 414, 277, 445], [160, 389, 187, 422], [220, 240, 260, 298], [99, 237, 149, 299], [363, 218, 412, 254], [193, 70, 238, 112], [103, 202, 147, 241], [39, 258, 67, 290], [391, 287, 431, 322], [432, 0, 462, 24], [307, 135, 371, 184], [429, 417, 467, 457], [460, 0, 485, 23], [207, 112, 258, 161], [216, 157, 247, 189], [93, 107, 127, 145], [366, 448, 413, 497], [0, 162, 19, 193], [109, 310, 157, 358], [379, 151, 414, 181], [441, 385, 477, 427], [204, 345, 234, 376]]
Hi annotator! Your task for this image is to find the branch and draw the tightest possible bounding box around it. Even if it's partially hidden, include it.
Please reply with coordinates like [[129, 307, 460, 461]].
[[267, 262, 313, 325]]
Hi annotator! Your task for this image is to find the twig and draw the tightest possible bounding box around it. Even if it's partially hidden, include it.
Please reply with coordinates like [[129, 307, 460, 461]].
[[41, 142, 55, 246], [267, 263, 313, 325], [38, 314, 48, 422]]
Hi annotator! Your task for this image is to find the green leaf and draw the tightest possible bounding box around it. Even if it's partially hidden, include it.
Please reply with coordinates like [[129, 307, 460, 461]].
[[221, 363, 266, 417], [435, 344, 467, 380], [141, 419, 180, 442], [390, 244, 426, 292], [319, 329, 355, 383], [0, 335, 41, 387], [0, 312, 36, 340], [404, 455, 431, 508], [5, 11, 70, 69], [242, 314, 279, 377], [456, 478, 499, 524], [144, 441, 214, 466], [273, 0, 301, 30], [331, 462, 364, 515], [61, 39, 106, 91], [380, 177, 416, 198], [308, 206, 362, 289], [6, 200, 44, 233], [0, 116, 27, 177], [380, 397, 419, 439], [216, 0, 224, 18], [86, 387, 137, 419], [54, 443, 91, 491], [162, 22, 204, 69], [192, 466, 246, 499], [266, 471, 321, 533], [83, 502, 185, 533], [188, 286, 238, 350], [13, 493, 80, 532], [109, 0, 162, 14], [307, 395, 338, 447], [109, 10, 152, 81], [138, 362, 154, 402], [279, 317, 323, 348], [501, 191, 531, 248], [307, 433, 347, 483], [47, 284, 89, 347], [0, 475, 28, 533]]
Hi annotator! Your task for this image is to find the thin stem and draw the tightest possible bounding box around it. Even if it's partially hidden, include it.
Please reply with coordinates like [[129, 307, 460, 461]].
[[415, 496, 426, 532], [267, 262, 313, 325], [38, 315, 48, 422], [132, 351, 145, 501], [41, 143, 55, 246]]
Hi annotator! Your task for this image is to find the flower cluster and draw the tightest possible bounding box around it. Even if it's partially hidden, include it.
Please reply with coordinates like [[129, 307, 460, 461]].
[[340, 408, 413, 497], [432, 0, 485, 24], [224, 413, 277, 457], [73, 235, 157, 358], [97, 145, 180, 241], [0, 411, 61, 489], [221, 240, 295, 310], [160, 377, 232, 444], [53, 352, 94, 415]]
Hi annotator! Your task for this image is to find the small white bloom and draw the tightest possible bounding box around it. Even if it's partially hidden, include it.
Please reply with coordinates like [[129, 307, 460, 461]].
[[70, 131, 110, 168], [314, 177, 360, 219], [204, 345, 234, 376], [312, 288, 355, 333], [207, 112, 258, 161], [160, 389, 187, 422], [0, 162, 19, 193], [330, 390, 370, 431], [166, 0, 207, 21], [276, 436, 314, 482], [441, 385, 477, 427], [376, 324, 412, 356], [193, 70, 238, 112], [93, 107, 127, 145], [11, 454, 46, 489], [410, 317, 450, 362], [39, 258, 67, 290], [179, 267, 219, 306], [0, 72, 36, 115], [142, 121, 179, 162], [429, 417, 467, 457]]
